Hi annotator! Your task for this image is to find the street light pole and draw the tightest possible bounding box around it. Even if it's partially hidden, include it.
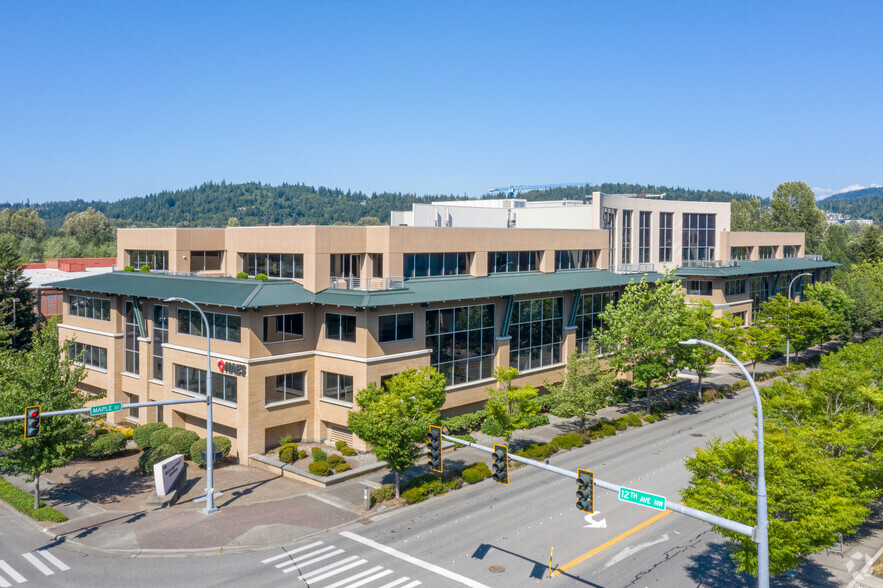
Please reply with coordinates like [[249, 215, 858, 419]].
[[680, 338, 768, 588], [165, 297, 218, 515], [11, 297, 19, 349], [786, 272, 812, 367]]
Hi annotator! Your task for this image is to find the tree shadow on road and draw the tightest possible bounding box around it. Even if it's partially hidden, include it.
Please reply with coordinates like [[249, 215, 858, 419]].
[[685, 541, 839, 587], [58, 465, 153, 505]]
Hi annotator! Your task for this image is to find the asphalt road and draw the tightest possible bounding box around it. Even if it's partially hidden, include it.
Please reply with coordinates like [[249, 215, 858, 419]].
[[0, 390, 845, 587]]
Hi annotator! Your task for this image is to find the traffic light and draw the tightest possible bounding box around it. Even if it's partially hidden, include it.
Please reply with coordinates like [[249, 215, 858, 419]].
[[427, 425, 442, 473], [24, 405, 40, 439], [576, 468, 594, 512], [492, 444, 509, 485]]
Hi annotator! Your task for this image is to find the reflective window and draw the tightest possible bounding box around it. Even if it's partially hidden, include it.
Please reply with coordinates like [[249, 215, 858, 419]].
[[425, 304, 495, 386], [508, 297, 563, 371]]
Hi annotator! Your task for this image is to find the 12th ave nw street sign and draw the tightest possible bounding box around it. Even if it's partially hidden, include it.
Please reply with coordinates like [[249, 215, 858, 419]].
[[90, 402, 122, 417], [619, 486, 666, 511]]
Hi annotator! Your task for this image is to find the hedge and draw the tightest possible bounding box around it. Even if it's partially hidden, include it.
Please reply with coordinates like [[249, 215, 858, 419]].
[[138, 443, 177, 475], [370, 484, 396, 505], [341, 446, 357, 456], [0, 477, 67, 523], [166, 429, 199, 457], [133, 422, 168, 448], [279, 443, 299, 464], [441, 410, 487, 434], [462, 462, 491, 484], [309, 461, 331, 476], [551, 433, 583, 450], [190, 436, 232, 466], [84, 431, 127, 459], [327, 454, 345, 467], [333, 462, 351, 474]]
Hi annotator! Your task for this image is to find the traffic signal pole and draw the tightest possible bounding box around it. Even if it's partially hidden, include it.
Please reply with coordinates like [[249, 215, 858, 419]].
[[439, 433, 755, 540]]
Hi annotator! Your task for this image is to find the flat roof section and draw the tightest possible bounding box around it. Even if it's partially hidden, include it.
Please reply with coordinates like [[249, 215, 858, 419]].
[[675, 258, 839, 279]]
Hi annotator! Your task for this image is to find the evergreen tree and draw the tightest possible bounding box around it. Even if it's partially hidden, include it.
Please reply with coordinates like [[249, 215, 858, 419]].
[[0, 239, 37, 350]]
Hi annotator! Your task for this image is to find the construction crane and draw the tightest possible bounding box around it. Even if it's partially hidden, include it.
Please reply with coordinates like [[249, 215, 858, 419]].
[[487, 183, 591, 199]]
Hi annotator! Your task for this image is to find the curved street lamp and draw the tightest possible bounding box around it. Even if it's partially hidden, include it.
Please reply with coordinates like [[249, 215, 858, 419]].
[[165, 297, 218, 515], [679, 338, 768, 588], [786, 272, 812, 366]]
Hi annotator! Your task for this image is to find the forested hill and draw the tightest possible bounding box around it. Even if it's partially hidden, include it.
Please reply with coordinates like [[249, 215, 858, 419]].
[[818, 187, 883, 223], [4, 181, 755, 230]]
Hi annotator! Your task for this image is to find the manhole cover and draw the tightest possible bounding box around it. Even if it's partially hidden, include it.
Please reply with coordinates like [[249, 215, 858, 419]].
[[489, 566, 505, 573]]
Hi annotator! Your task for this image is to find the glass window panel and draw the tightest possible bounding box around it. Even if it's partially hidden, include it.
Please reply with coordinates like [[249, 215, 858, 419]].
[[397, 313, 413, 340], [426, 310, 439, 335]]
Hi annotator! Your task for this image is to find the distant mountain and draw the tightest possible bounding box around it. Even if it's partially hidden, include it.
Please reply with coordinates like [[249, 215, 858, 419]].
[[0, 181, 757, 230], [818, 187, 883, 223]]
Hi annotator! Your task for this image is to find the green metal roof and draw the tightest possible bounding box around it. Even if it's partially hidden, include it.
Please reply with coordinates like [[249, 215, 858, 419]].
[[675, 258, 839, 279], [47, 269, 662, 309]]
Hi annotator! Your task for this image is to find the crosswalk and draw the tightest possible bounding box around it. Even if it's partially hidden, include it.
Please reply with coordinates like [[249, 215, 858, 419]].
[[261, 540, 421, 588], [0, 549, 70, 586]]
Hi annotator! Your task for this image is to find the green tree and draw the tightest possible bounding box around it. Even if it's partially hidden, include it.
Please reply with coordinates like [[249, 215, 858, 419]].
[[679, 301, 744, 401], [759, 295, 830, 362], [738, 319, 783, 378], [769, 182, 828, 253], [822, 223, 851, 265], [0, 239, 37, 350], [0, 321, 93, 509], [0, 208, 47, 242], [834, 261, 883, 339], [484, 366, 540, 441], [60, 207, 115, 247], [730, 197, 768, 232], [802, 282, 854, 342], [597, 272, 689, 411], [847, 224, 883, 263], [42, 235, 83, 259], [545, 341, 613, 429], [347, 367, 446, 498]]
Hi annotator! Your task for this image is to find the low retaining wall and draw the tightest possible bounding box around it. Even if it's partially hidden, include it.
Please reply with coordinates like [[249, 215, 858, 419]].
[[248, 454, 388, 488]]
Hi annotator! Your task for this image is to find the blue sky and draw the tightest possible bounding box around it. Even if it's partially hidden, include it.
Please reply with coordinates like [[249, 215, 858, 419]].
[[1, 1, 881, 203]]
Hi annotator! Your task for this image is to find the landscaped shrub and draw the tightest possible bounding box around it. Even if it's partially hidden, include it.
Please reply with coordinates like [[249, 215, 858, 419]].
[[551, 433, 584, 450], [280, 434, 294, 446], [516, 443, 558, 461], [480, 417, 505, 437], [327, 454, 345, 467], [450, 434, 475, 447], [461, 462, 492, 484], [123, 266, 135, 272], [333, 462, 351, 474], [611, 379, 634, 402], [140, 264, 150, 272], [133, 422, 168, 448], [84, 431, 127, 459], [702, 389, 720, 403], [116, 426, 135, 439], [236, 272, 248, 279], [625, 413, 642, 427], [441, 410, 487, 434], [335, 440, 348, 451], [521, 414, 550, 429], [309, 461, 331, 476], [138, 443, 177, 475], [311, 448, 327, 462], [0, 477, 67, 522], [279, 443, 299, 464], [190, 436, 232, 466], [613, 417, 629, 431], [370, 484, 396, 506], [643, 414, 658, 423], [255, 273, 268, 281], [340, 446, 356, 456], [167, 429, 199, 457], [401, 486, 428, 504], [298, 449, 308, 459], [149, 426, 178, 448]]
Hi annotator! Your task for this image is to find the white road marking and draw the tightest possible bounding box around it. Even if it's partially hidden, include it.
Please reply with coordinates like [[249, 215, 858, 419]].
[[322, 565, 385, 588], [378, 578, 414, 588], [298, 558, 366, 582], [285, 555, 360, 578], [0, 560, 25, 584], [280, 548, 345, 571], [603, 534, 670, 569], [341, 531, 490, 588], [37, 550, 69, 571], [22, 552, 53, 575], [583, 511, 607, 529], [399, 581, 422, 588], [262, 540, 324, 563], [344, 569, 395, 588], [274, 545, 336, 567], [0, 575, 9, 588]]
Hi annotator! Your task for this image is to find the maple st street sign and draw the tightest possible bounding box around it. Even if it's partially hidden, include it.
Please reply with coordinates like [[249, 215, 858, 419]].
[[90, 402, 122, 417]]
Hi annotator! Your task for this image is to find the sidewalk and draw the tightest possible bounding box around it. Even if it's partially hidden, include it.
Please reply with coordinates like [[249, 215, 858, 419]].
[[0, 340, 879, 584]]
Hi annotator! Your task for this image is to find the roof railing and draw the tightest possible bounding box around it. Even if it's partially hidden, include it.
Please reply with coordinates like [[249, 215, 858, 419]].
[[613, 263, 655, 274], [329, 276, 405, 291], [681, 260, 740, 268], [805, 254, 823, 261]]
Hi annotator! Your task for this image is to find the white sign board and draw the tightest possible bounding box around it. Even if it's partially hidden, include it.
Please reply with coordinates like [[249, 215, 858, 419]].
[[153, 454, 185, 497]]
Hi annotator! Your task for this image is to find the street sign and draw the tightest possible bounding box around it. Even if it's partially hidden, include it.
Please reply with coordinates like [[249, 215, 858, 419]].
[[618, 486, 666, 511], [90, 402, 122, 417]]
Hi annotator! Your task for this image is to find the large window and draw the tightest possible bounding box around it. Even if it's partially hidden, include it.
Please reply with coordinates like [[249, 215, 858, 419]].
[[177, 309, 241, 343], [425, 304, 495, 386], [575, 291, 617, 354], [325, 313, 356, 342], [638, 211, 651, 263], [174, 364, 237, 403], [379, 313, 414, 343], [128, 250, 168, 271], [750, 276, 769, 311], [731, 246, 751, 260], [124, 301, 139, 375], [508, 297, 563, 371], [659, 212, 673, 263], [331, 254, 361, 278], [69, 342, 107, 369], [152, 305, 168, 381], [70, 295, 110, 321], [555, 250, 599, 270], [725, 279, 746, 296], [404, 252, 469, 278], [243, 253, 304, 279], [686, 280, 713, 296], [759, 246, 776, 259], [190, 251, 222, 272], [784, 245, 798, 258], [266, 372, 306, 405], [682, 213, 716, 261], [621, 210, 633, 264], [322, 372, 354, 404], [263, 313, 304, 343], [602, 208, 617, 266], [488, 251, 539, 273]]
